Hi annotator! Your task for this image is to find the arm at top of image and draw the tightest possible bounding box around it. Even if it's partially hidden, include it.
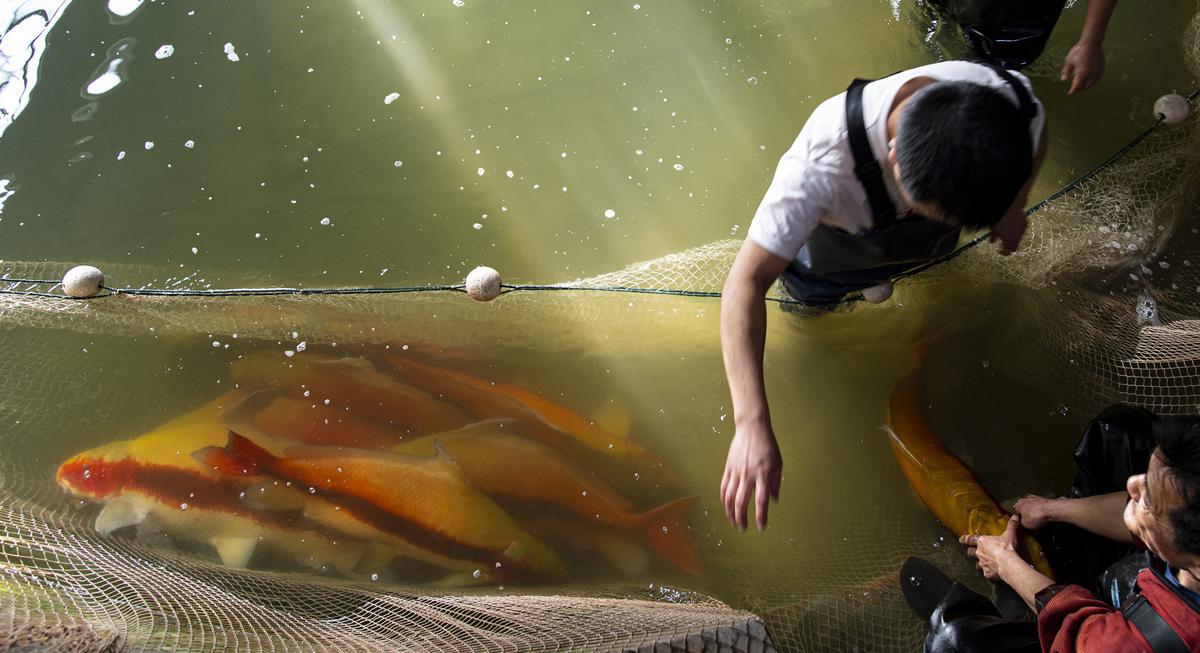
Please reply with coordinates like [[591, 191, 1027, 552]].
[[1062, 0, 1118, 95], [990, 118, 1049, 255], [1014, 490, 1134, 544], [719, 238, 791, 532]]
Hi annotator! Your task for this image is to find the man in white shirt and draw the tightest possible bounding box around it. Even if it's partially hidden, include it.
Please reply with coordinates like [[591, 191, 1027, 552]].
[[719, 60, 1048, 532]]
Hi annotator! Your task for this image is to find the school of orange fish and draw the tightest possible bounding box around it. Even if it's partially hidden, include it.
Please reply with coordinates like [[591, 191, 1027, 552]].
[[56, 347, 698, 585]]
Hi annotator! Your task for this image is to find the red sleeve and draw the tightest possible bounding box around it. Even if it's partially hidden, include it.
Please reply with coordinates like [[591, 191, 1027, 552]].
[[1037, 585, 1153, 653]]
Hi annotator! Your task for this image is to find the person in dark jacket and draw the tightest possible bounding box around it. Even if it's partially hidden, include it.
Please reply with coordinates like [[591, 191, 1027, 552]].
[[904, 408, 1200, 652]]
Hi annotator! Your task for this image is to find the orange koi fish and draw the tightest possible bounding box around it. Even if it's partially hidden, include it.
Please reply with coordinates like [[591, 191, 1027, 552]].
[[377, 353, 681, 491], [394, 421, 700, 574], [219, 388, 405, 449], [195, 433, 566, 583], [886, 358, 1055, 579], [230, 352, 469, 436], [56, 395, 364, 573]]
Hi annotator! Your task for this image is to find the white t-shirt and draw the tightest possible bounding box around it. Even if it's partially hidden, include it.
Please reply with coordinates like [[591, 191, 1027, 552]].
[[747, 61, 1045, 264]]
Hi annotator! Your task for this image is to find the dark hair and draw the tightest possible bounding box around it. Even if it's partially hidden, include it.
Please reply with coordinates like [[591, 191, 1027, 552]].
[[1153, 416, 1200, 556], [895, 81, 1033, 229]]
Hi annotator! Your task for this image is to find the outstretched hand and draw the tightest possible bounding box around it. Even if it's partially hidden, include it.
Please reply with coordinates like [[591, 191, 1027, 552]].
[[720, 424, 782, 531], [1062, 41, 1105, 95], [961, 516, 1024, 581]]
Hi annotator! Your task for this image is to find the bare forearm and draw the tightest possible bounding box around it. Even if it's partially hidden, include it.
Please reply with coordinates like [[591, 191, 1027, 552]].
[[720, 277, 771, 431], [999, 554, 1056, 611], [1047, 492, 1133, 543], [1078, 0, 1117, 46]]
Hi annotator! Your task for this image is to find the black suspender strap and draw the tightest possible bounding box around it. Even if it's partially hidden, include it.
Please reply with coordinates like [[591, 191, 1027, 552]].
[[844, 78, 897, 226], [1124, 595, 1190, 653], [976, 61, 1038, 123]]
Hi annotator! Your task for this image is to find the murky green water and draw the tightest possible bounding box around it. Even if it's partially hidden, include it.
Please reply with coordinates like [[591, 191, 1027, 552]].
[[1, 0, 1197, 649]]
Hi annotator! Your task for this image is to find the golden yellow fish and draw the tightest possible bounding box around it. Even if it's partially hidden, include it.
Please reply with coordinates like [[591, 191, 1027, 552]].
[[56, 394, 364, 573], [394, 421, 700, 574], [195, 432, 567, 583], [887, 357, 1055, 579], [377, 353, 682, 493], [230, 352, 469, 436]]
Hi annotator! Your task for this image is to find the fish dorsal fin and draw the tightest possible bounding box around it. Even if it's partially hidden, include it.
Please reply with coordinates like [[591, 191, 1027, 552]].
[[432, 438, 460, 470], [591, 397, 632, 438], [211, 536, 257, 568], [95, 498, 150, 535], [216, 388, 280, 441], [445, 418, 521, 439]]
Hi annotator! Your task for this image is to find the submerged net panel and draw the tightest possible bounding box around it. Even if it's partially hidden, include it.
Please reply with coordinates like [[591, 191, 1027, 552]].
[[1, 9, 1200, 653]]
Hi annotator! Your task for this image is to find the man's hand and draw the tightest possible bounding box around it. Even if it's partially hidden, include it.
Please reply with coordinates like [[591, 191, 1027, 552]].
[[720, 423, 782, 531], [1013, 495, 1061, 531], [962, 516, 1024, 581], [1062, 41, 1105, 95], [989, 209, 1028, 256]]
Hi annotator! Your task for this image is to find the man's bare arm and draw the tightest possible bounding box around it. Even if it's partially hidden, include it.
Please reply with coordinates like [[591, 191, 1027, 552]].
[[990, 119, 1049, 255], [719, 238, 792, 531]]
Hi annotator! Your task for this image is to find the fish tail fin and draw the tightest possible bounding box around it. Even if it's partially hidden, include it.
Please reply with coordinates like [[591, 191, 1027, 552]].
[[638, 497, 701, 574], [193, 432, 275, 476]]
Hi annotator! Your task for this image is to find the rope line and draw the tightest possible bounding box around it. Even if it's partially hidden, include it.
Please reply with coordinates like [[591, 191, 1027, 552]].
[[2, 92, 1195, 307]]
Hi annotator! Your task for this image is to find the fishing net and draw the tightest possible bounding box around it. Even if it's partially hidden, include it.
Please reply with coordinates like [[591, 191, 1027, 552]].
[[4, 4, 1200, 653]]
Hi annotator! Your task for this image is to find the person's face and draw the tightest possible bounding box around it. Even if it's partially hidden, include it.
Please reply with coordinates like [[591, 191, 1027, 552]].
[[1125, 451, 1193, 568], [886, 139, 950, 224]]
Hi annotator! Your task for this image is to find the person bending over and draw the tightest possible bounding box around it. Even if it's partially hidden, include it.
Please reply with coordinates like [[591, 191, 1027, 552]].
[[720, 60, 1047, 531]]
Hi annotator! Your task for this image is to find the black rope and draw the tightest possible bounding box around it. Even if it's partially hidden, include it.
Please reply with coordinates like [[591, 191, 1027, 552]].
[[2, 90, 1195, 307]]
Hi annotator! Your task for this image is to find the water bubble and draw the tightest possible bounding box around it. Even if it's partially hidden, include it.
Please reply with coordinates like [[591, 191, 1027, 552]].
[[393, 160, 403, 167], [295, 341, 307, 353], [384, 92, 400, 105], [308, 487, 317, 494], [476, 167, 485, 176], [191, 247, 199, 255], [223, 43, 240, 62], [662, 526, 669, 533], [154, 44, 174, 59], [144, 141, 155, 150], [284, 350, 295, 357], [212, 341, 220, 347], [179, 503, 189, 511], [473, 223, 483, 230], [672, 163, 685, 171], [303, 390, 311, 397], [725, 38, 732, 44], [505, 170, 514, 178], [603, 209, 616, 219], [323, 399, 331, 405], [472, 569, 482, 579], [116, 151, 126, 160], [370, 573, 379, 581], [184, 139, 195, 149], [82, 466, 92, 479], [319, 217, 331, 226], [452, 0, 464, 6]]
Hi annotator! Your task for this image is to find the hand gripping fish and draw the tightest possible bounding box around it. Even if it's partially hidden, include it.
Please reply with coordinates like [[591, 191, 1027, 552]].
[[195, 433, 567, 583], [56, 394, 365, 573], [376, 353, 683, 494], [394, 420, 701, 574], [886, 357, 1056, 580]]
